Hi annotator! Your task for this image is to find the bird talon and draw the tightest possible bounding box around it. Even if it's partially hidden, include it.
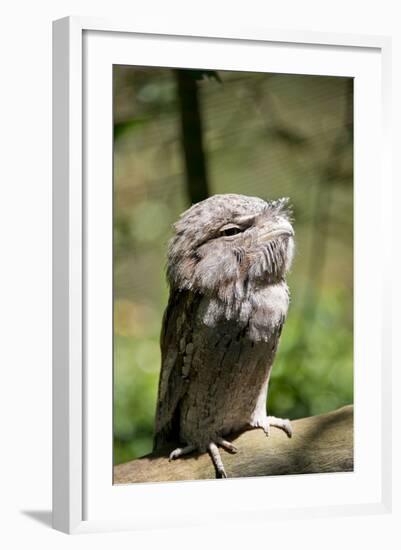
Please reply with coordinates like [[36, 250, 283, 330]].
[[252, 416, 293, 438], [208, 441, 229, 479], [283, 420, 293, 438], [216, 436, 238, 454], [168, 450, 179, 461], [267, 416, 293, 438], [168, 445, 196, 462]]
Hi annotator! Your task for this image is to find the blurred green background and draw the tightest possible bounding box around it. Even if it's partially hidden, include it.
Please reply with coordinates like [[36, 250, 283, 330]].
[[113, 67, 353, 465]]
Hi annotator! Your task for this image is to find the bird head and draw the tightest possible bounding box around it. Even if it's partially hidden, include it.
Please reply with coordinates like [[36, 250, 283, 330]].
[[167, 194, 295, 303]]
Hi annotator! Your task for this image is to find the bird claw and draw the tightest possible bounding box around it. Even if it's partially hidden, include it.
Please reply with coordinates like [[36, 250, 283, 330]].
[[168, 438, 236, 478], [252, 416, 293, 438], [168, 445, 196, 462], [208, 442, 228, 479], [279, 418, 293, 438], [216, 436, 238, 454]]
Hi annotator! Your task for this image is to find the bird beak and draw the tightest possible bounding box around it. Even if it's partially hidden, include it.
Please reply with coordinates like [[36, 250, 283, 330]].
[[258, 223, 294, 242]]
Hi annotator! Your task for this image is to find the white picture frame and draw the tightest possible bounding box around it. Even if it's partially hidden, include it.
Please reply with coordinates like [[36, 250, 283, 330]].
[[52, 16, 392, 534]]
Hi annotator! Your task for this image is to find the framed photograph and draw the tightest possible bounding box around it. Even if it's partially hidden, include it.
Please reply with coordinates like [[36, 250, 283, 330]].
[[52, 16, 392, 534]]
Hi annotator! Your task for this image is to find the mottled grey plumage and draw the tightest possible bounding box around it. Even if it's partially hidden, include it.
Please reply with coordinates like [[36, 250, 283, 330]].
[[153, 193, 295, 478]]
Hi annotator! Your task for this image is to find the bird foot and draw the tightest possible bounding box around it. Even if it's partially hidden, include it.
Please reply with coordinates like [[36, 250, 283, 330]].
[[168, 437, 238, 479], [251, 415, 293, 438], [168, 444, 196, 462]]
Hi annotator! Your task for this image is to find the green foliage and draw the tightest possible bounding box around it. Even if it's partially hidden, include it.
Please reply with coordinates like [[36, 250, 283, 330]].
[[114, 334, 160, 463], [269, 288, 353, 420]]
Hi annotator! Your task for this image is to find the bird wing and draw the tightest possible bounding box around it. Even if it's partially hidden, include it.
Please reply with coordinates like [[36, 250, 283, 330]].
[[153, 289, 201, 450]]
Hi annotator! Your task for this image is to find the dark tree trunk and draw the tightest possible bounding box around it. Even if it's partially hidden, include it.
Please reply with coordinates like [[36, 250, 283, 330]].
[[175, 69, 210, 205]]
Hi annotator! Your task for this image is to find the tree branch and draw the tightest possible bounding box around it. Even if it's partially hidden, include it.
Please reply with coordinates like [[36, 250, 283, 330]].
[[114, 405, 353, 483]]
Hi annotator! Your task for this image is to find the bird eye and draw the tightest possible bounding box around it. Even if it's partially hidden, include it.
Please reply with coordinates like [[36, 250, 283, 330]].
[[220, 225, 243, 237]]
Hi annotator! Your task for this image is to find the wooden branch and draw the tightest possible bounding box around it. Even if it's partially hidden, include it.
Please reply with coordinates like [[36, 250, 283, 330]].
[[114, 405, 353, 483]]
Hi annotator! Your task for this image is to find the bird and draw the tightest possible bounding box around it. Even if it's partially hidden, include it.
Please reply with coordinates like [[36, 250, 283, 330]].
[[153, 193, 295, 478]]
